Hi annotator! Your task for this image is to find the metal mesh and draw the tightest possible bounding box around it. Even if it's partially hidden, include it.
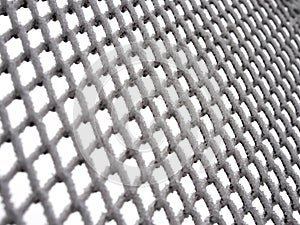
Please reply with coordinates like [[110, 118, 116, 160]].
[[0, 0, 300, 224]]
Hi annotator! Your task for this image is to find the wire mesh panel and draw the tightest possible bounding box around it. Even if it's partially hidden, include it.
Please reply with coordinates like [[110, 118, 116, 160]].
[[0, 0, 300, 224]]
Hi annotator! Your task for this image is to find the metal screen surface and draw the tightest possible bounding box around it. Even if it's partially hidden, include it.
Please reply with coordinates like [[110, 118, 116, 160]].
[[1, 0, 300, 224]]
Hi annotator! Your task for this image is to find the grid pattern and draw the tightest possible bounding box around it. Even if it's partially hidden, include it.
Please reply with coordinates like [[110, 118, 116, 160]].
[[0, 0, 300, 224]]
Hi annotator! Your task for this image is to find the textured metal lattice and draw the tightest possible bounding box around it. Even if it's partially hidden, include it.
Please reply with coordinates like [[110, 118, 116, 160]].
[[0, 0, 300, 224]]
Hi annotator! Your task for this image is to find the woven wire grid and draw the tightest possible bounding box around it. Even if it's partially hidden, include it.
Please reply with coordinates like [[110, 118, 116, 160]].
[[0, 0, 300, 224]]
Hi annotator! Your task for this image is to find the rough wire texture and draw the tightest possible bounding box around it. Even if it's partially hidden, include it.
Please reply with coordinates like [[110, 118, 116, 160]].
[[0, 0, 300, 224]]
